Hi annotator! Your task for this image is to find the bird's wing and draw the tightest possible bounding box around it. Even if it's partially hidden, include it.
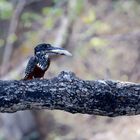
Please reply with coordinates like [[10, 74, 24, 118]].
[[24, 56, 38, 78]]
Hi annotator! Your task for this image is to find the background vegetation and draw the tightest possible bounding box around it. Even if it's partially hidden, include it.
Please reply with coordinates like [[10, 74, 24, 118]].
[[0, 0, 140, 140]]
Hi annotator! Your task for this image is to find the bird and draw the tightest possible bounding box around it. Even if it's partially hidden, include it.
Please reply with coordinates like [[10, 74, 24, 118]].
[[23, 43, 72, 80]]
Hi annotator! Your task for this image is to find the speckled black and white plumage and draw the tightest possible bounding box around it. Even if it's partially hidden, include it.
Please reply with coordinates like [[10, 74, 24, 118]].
[[24, 54, 50, 80], [23, 43, 72, 80], [24, 56, 37, 79]]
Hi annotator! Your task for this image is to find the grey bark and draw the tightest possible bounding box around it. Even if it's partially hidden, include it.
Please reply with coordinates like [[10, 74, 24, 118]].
[[0, 71, 140, 117]]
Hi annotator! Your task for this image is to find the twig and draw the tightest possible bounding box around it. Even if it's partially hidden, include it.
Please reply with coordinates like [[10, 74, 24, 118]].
[[1, 0, 27, 74], [1, 0, 41, 75], [0, 71, 140, 117], [54, 0, 76, 47]]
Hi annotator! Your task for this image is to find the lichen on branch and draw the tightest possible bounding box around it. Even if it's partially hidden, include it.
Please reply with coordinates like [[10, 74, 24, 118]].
[[0, 71, 140, 117]]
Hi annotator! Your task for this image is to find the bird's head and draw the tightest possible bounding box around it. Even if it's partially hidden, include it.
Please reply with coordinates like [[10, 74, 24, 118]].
[[34, 43, 72, 57]]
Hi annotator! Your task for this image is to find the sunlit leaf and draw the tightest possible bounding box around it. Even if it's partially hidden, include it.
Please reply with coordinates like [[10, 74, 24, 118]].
[[82, 10, 96, 24], [94, 21, 111, 34], [90, 37, 108, 48], [8, 34, 17, 44], [42, 7, 52, 15], [0, 39, 4, 47], [44, 17, 53, 28]]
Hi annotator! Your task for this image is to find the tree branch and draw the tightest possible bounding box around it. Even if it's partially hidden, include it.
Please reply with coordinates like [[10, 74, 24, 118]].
[[0, 71, 140, 117]]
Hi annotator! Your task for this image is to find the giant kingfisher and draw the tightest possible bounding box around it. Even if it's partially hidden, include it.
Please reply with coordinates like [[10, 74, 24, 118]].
[[23, 43, 72, 80]]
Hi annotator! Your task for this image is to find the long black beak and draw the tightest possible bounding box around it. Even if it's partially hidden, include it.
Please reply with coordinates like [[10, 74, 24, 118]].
[[47, 46, 72, 56]]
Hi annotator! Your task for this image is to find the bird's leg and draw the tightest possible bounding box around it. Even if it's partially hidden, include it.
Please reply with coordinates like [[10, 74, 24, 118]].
[[40, 77, 45, 80]]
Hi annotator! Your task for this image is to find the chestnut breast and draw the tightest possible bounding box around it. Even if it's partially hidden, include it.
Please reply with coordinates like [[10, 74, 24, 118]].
[[33, 58, 50, 78]]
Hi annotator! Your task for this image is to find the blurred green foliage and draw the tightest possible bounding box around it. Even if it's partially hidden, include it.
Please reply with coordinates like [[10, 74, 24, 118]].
[[53, 0, 60, 4], [83, 10, 96, 24], [42, 7, 62, 28], [90, 37, 109, 48], [75, 0, 84, 15], [42, 7, 62, 15], [0, 0, 13, 20], [114, 0, 140, 14], [0, 39, 4, 47], [8, 33, 17, 44], [0, 1, 140, 140], [21, 12, 42, 28]]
